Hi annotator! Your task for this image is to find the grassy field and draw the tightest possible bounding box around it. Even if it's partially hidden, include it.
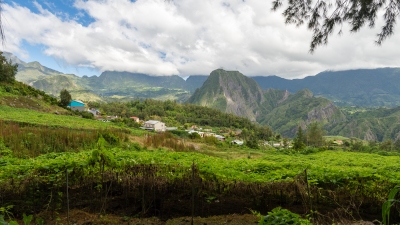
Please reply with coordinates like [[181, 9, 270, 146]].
[[0, 105, 119, 129]]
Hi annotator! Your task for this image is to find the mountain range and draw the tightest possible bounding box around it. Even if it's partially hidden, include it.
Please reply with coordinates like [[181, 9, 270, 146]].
[[188, 69, 347, 137], [252, 68, 400, 107], [7, 51, 400, 107], [188, 69, 400, 141], [3, 52, 207, 102], [6, 52, 400, 141]]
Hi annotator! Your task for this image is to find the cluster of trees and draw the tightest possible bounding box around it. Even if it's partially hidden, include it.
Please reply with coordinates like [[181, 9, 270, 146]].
[[293, 122, 325, 150], [347, 139, 400, 153], [291, 121, 400, 154]]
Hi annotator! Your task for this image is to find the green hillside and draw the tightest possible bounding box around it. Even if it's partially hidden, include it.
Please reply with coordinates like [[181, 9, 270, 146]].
[[330, 106, 400, 141], [259, 89, 346, 137], [187, 70, 346, 137], [31, 74, 103, 102], [6, 52, 199, 103]]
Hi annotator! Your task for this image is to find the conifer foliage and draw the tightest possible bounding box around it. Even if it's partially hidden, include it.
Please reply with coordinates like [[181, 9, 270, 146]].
[[0, 52, 18, 83], [272, 0, 400, 52]]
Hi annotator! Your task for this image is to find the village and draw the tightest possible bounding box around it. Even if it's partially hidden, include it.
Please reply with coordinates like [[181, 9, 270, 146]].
[[67, 99, 345, 149]]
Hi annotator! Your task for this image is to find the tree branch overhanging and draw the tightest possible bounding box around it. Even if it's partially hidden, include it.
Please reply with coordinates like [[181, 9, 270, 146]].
[[272, 0, 398, 53]]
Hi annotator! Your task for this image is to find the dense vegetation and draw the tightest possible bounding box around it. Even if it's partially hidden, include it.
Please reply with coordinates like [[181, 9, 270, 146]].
[[1, 92, 400, 224], [91, 99, 275, 144]]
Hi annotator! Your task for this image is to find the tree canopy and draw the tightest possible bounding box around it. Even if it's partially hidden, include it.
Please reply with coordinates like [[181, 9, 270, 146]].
[[0, 52, 17, 83], [272, 0, 400, 52], [60, 89, 72, 107]]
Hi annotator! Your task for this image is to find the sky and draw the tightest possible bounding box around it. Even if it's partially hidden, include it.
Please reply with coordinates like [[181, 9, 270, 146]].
[[2, 0, 400, 79]]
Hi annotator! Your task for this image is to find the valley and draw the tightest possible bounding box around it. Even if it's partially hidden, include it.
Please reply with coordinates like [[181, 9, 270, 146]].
[[1, 52, 400, 224]]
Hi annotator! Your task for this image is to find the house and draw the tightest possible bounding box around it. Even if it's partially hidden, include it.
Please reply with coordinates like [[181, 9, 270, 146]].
[[130, 116, 140, 123], [88, 108, 101, 117], [68, 100, 85, 112], [215, 135, 225, 141], [143, 120, 166, 132]]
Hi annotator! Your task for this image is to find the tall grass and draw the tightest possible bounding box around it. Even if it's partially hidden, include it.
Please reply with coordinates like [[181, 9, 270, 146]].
[[0, 120, 128, 157], [382, 185, 400, 225], [144, 132, 195, 152]]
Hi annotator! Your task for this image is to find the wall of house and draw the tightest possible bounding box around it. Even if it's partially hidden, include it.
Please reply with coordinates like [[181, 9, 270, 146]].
[[154, 123, 165, 131], [70, 106, 85, 112]]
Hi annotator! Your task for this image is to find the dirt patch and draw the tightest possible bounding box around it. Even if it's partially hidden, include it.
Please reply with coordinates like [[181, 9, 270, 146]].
[[29, 210, 259, 225], [19, 210, 377, 225], [165, 214, 259, 225]]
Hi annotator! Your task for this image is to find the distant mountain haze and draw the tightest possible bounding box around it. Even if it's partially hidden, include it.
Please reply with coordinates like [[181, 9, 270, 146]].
[[7, 51, 400, 106], [252, 68, 400, 107], [3, 52, 208, 103]]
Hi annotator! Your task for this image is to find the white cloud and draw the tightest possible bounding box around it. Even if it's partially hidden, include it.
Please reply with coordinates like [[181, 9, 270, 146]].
[[3, 0, 400, 78]]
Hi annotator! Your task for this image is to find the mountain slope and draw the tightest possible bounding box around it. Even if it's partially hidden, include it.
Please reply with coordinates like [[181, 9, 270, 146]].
[[5, 52, 201, 102], [31, 74, 103, 102], [330, 106, 400, 141], [187, 69, 346, 137], [259, 89, 346, 137], [253, 68, 400, 106], [187, 69, 266, 121], [3, 52, 64, 84], [185, 75, 208, 92]]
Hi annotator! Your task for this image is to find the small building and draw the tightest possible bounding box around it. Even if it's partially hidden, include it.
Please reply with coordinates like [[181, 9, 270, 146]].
[[68, 100, 85, 112], [215, 135, 225, 141], [130, 116, 140, 123], [231, 140, 244, 145], [88, 108, 101, 116], [143, 120, 166, 132]]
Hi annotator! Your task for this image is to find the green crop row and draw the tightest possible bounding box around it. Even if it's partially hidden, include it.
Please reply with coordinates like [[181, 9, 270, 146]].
[[1, 148, 399, 189]]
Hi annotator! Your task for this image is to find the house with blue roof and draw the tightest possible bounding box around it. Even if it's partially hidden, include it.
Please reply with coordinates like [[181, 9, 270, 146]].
[[68, 100, 85, 112]]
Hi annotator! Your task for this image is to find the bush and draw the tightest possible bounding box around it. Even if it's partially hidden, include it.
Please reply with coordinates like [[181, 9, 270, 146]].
[[100, 132, 120, 146], [169, 130, 189, 138], [80, 111, 94, 119], [259, 207, 312, 225], [189, 132, 201, 139]]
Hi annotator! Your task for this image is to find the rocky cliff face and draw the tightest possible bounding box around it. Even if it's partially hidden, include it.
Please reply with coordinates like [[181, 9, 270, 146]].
[[187, 69, 266, 121], [307, 102, 345, 124], [218, 72, 265, 121]]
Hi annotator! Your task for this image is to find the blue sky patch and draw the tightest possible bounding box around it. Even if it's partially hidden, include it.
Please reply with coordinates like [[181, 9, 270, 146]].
[[4, 0, 95, 26]]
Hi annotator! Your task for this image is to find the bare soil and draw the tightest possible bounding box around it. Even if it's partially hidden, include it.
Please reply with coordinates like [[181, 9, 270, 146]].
[[19, 209, 377, 225]]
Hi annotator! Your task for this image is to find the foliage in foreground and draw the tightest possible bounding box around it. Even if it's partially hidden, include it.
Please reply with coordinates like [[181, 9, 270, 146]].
[[382, 185, 400, 225], [259, 207, 312, 225], [272, 1, 399, 52]]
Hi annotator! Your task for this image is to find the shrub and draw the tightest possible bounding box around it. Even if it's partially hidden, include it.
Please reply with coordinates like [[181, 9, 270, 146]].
[[189, 132, 201, 139], [100, 132, 120, 146], [259, 207, 312, 225]]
